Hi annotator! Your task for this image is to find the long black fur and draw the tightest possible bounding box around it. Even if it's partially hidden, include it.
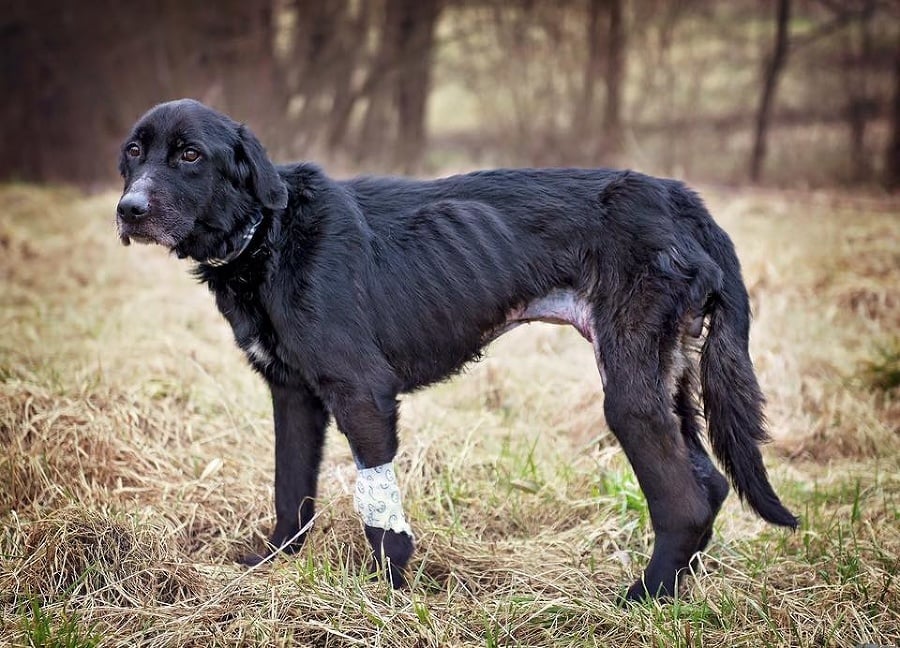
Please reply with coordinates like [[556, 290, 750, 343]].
[[116, 99, 797, 600]]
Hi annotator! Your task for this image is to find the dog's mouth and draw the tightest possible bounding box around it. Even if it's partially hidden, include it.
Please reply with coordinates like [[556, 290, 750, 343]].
[[116, 222, 154, 247], [116, 218, 178, 249], [119, 232, 154, 246]]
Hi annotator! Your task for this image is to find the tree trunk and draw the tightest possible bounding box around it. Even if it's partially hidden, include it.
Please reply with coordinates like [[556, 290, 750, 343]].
[[885, 40, 900, 191], [293, 0, 348, 144], [0, 1, 42, 180], [223, 2, 281, 144], [357, 0, 441, 172], [572, 0, 604, 157], [0, 0, 135, 183], [392, 0, 442, 174], [602, 0, 626, 158], [749, 0, 790, 183], [326, 2, 371, 151], [358, 0, 404, 165], [845, 2, 874, 183], [571, 0, 625, 164], [0, 0, 285, 183]]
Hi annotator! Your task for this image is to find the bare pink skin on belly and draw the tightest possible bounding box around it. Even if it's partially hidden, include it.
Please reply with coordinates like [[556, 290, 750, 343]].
[[492, 288, 701, 389], [503, 289, 595, 342]]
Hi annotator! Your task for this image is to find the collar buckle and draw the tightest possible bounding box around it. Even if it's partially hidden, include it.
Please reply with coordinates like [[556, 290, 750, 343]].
[[200, 213, 263, 267]]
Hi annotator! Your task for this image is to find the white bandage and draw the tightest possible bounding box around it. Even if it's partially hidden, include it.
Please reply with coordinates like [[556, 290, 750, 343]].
[[353, 463, 413, 537]]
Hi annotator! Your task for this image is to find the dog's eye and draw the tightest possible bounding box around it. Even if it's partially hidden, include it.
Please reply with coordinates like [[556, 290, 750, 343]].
[[181, 148, 200, 163], [126, 143, 141, 158]]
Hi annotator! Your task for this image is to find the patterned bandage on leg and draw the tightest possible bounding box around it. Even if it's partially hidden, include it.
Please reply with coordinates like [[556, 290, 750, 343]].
[[353, 463, 413, 537]]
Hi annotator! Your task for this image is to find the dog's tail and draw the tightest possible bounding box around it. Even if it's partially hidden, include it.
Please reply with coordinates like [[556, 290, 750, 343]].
[[681, 191, 799, 529]]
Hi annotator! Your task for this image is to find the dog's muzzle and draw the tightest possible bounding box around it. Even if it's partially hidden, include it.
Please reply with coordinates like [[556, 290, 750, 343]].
[[116, 175, 155, 246], [117, 191, 150, 226]]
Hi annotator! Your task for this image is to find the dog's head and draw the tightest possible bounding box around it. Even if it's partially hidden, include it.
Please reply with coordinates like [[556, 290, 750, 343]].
[[116, 99, 288, 260]]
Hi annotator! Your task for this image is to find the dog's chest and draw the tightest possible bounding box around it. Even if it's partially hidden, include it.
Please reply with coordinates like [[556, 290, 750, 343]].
[[214, 284, 284, 377], [238, 320, 283, 377], [244, 337, 275, 367]]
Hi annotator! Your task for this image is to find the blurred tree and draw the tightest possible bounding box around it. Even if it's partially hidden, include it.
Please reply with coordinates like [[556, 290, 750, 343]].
[[286, 0, 369, 154], [393, 0, 443, 173], [750, 0, 790, 182], [322, 3, 373, 152], [571, 0, 626, 163], [886, 39, 900, 191], [291, 0, 352, 120], [843, 1, 876, 182], [602, 0, 626, 157], [572, 0, 604, 148], [1, 1, 117, 183], [358, 0, 401, 162], [357, 0, 442, 173], [0, 0, 279, 184]]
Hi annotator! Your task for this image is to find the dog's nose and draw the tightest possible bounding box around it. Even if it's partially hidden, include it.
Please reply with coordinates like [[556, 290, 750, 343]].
[[117, 192, 149, 223]]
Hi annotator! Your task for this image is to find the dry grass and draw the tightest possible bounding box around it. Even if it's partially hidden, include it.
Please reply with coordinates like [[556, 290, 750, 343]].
[[1, 183, 898, 647]]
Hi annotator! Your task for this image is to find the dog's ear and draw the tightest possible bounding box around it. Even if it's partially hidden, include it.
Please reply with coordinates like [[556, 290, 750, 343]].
[[234, 124, 288, 210]]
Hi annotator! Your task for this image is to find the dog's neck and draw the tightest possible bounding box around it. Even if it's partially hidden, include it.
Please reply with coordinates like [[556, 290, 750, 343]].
[[198, 211, 265, 268]]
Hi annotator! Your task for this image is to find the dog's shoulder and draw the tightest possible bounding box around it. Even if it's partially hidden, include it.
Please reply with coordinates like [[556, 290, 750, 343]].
[[275, 162, 333, 206]]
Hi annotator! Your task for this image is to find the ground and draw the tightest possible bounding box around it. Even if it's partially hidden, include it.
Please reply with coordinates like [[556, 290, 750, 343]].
[[0, 184, 898, 647]]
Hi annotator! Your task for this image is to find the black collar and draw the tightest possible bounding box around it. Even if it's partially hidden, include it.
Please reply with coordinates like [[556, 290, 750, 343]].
[[200, 212, 264, 267]]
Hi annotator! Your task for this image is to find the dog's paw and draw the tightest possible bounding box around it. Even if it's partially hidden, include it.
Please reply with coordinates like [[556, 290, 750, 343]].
[[238, 551, 274, 567], [367, 559, 408, 589], [363, 525, 415, 588]]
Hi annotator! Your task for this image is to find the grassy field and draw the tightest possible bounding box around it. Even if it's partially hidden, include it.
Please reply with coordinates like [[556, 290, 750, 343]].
[[0, 183, 898, 647]]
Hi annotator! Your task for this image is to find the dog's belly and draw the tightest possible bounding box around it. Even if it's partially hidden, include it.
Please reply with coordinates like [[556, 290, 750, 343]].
[[487, 288, 595, 343]]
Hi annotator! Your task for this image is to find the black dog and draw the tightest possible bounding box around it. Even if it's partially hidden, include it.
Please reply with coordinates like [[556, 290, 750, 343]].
[[116, 99, 797, 601]]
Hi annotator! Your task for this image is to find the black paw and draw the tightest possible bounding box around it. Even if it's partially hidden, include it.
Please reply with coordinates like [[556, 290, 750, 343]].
[[237, 531, 306, 567], [368, 559, 409, 588], [239, 551, 273, 567], [690, 468, 730, 569], [364, 525, 415, 589], [619, 575, 677, 604]]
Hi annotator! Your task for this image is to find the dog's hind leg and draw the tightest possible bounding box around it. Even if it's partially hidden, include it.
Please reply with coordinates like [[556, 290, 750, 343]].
[[332, 390, 415, 588], [673, 365, 730, 562], [593, 331, 717, 601]]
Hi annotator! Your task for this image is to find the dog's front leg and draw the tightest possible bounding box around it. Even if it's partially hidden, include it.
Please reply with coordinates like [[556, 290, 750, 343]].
[[332, 391, 415, 588], [241, 381, 329, 566]]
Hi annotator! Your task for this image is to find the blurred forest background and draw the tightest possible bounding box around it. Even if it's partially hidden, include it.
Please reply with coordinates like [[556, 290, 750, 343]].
[[2, 4, 900, 644], [2, 0, 900, 190]]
